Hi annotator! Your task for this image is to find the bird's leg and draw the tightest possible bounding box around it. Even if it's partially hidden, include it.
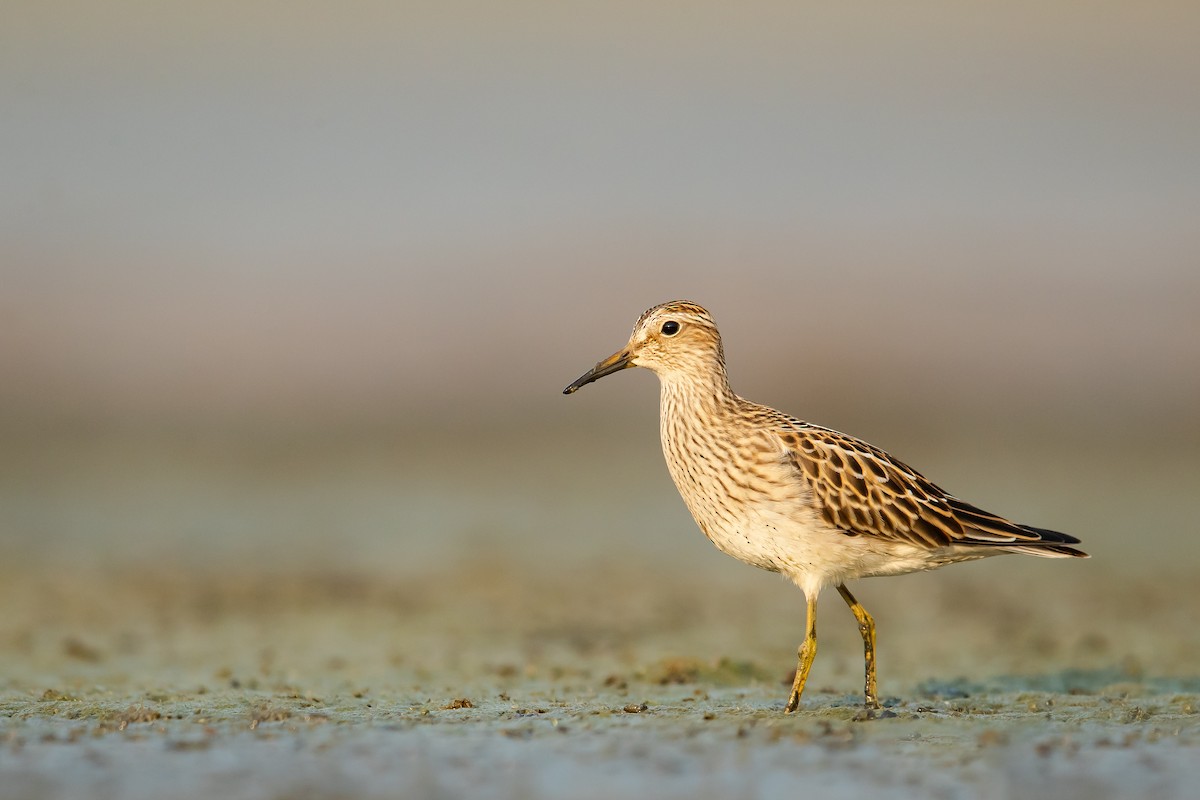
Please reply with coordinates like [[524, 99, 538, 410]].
[[836, 583, 881, 709], [784, 594, 818, 713]]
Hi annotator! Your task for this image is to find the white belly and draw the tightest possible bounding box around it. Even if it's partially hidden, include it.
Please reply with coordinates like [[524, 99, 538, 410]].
[[678, 482, 980, 596]]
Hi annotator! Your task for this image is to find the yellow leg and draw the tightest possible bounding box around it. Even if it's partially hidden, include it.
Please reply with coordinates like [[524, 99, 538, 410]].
[[784, 594, 818, 713], [837, 583, 881, 709]]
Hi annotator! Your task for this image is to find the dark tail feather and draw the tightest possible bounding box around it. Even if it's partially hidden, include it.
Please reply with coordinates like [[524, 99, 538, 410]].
[[948, 498, 1087, 557], [1011, 525, 1089, 558], [1020, 524, 1083, 545]]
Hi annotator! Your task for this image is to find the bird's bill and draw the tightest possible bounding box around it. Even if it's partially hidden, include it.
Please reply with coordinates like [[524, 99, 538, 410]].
[[563, 349, 633, 394]]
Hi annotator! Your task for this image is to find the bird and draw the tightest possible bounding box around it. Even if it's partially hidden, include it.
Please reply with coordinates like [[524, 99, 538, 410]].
[[563, 300, 1087, 713]]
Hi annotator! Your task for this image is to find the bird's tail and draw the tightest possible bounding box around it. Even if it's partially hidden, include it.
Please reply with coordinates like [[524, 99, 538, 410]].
[[1008, 525, 1089, 559]]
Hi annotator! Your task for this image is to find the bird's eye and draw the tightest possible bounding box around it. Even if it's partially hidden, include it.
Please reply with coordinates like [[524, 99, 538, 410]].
[[661, 320, 680, 336]]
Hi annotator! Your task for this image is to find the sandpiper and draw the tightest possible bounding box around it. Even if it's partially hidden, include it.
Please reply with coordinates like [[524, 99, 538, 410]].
[[564, 301, 1086, 712]]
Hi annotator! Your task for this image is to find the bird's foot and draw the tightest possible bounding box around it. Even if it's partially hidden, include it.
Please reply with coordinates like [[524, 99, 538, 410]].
[[853, 706, 898, 721], [853, 695, 895, 721]]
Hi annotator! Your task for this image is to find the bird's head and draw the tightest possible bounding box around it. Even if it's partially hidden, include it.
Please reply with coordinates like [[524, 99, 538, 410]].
[[563, 301, 725, 394]]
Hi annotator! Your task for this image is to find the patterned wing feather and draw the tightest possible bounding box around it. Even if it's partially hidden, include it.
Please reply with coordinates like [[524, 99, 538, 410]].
[[777, 424, 1050, 549]]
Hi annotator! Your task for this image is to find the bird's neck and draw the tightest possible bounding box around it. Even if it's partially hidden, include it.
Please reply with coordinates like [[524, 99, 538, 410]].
[[658, 360, 738, 423]]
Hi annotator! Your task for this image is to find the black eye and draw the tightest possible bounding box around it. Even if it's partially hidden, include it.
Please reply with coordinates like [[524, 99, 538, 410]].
[[661, 320, 680, 336]]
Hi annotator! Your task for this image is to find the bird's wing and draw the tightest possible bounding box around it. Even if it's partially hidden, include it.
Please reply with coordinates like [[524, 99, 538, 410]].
[[775, 423, 1046, 548]]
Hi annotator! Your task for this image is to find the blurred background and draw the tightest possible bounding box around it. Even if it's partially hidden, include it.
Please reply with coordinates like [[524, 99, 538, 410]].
[[2, 1, 1198, 589]]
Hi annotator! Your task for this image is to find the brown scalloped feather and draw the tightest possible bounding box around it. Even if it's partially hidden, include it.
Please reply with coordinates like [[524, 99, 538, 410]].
[[778, 424, 1083, 553]]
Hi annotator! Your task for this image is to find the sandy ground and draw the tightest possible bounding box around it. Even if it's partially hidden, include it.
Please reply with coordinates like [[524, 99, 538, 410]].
[[2, 425, 1198, 798]]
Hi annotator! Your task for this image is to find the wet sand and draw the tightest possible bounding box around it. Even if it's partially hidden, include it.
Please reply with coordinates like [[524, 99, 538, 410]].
[[1, 426, 1198, 798]]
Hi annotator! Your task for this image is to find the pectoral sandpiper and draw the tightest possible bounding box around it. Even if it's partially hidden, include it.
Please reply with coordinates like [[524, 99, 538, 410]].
[[564, 300, 1087, 713]]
